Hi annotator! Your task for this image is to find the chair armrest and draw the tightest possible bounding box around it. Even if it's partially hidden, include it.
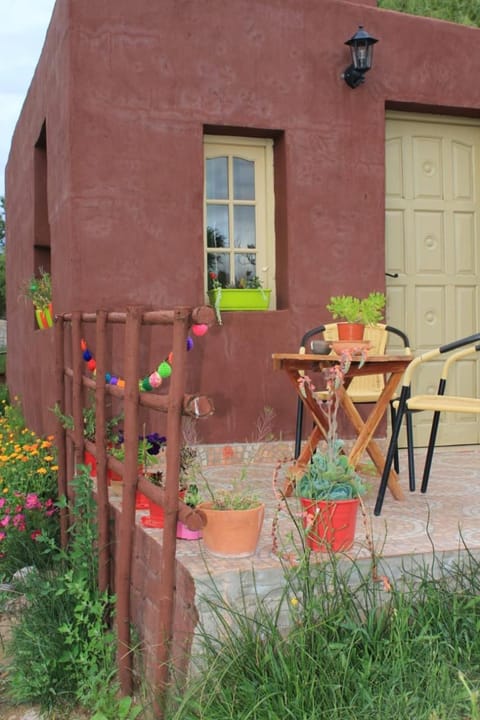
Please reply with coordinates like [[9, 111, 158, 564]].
[[440, 342, 480, 382], [402, 334, 480, 388], [299, 324, 327, 351]]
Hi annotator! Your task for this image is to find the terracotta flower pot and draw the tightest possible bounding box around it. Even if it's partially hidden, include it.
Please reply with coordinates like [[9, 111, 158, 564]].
[[300, 497, 359, 552], [198, 502, 265, 558], [337, 322, 364, 342]]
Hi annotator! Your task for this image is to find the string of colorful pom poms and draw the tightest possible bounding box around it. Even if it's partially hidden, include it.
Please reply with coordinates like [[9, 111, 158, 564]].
[[80, 322, 209, 392]]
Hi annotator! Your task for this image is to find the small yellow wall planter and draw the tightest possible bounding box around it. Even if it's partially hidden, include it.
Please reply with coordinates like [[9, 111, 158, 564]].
[[208, 288, 271, 311], [35, 303, 54, 329]]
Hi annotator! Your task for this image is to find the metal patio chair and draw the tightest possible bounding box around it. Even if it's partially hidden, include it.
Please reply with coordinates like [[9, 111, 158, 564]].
[[374, 332, 480, 516], [294, 323, 412, 472]]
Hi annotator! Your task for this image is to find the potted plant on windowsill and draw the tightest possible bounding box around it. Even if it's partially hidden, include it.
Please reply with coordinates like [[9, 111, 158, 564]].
[[22, 268, 53, 329], [326, 291, 385, 344], [208, 271, 271, 322]]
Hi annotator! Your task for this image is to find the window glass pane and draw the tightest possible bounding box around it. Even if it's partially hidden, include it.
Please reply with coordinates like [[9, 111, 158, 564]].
[[234, 252, 257, 288], [234, 205, 255, 249], [233, 157, 255, 200], [206, 205, 230, 248], [207, 252, 230, 288], [206, 157, 228, 200]]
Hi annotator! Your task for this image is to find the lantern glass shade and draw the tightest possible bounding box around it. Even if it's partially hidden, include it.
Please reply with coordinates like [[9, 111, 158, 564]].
[[351, 42, 373, 71], [345, 26, 378, 72]]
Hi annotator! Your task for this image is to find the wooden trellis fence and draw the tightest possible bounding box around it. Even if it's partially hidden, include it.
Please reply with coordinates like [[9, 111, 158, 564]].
[[53, 305, 214, 715]]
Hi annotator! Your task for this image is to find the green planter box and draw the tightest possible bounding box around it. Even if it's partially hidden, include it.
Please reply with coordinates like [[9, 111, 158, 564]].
[[208, 288, 271, 311]]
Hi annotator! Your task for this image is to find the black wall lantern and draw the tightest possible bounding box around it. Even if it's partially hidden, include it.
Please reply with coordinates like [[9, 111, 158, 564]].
[[342, 25, 378, 89]]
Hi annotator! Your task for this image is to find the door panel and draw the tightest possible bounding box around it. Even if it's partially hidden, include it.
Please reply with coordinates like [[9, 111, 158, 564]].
[[386, 113, 480, 446]]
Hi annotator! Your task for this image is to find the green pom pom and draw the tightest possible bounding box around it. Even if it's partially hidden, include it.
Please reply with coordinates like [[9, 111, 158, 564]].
[[158, 361, 172, 378]]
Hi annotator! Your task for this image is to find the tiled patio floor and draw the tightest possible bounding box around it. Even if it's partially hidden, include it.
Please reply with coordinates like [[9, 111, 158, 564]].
[[136, 442, 480, 604]]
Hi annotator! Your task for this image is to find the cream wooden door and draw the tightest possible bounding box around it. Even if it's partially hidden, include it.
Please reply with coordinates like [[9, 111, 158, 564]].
[[385, 112, 480, 446]]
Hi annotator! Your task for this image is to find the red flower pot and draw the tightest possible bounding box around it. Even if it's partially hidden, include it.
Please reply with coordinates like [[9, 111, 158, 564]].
[[84, 450, 97, 477], [140, 491, 185, 529], [135, 491, 149, 510], [300, 497, 359, 552]]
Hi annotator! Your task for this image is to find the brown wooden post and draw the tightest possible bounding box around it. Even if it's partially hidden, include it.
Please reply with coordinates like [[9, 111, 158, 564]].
[[54, 314, 69, 547], [155, 306, 190, 713], [116, 306, 142, 695], [95, 310, 110, 594], [71, 312, 85, 479]]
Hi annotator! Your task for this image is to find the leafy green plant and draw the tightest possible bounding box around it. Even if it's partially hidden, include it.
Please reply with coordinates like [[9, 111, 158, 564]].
[[5, 465, 143, 718], [201, 468, 261, 510], [327, 291, 385, 325], [296, 439, 366, 500], [295, 353, 367, 502], [52, 396, 124, 443], [378, 0, 480, 27], [22, 268, 52, 310], [184, 482, 201, 508], [110, 436, 154, 471]]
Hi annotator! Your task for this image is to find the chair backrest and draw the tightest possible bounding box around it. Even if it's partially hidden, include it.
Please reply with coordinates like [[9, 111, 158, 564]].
[[301, 322, 410, 403]]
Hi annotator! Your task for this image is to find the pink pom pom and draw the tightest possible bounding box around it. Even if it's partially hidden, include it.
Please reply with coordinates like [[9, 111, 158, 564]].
[[192, 324, 208, 336], [149, 372, 162, 388]]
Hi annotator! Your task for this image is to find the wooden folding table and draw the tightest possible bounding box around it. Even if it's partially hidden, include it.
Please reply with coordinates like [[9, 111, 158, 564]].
[[272, 352, 412, 499]]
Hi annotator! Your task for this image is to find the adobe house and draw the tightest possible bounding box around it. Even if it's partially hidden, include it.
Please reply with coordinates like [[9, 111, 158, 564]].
[[6, 0, 480, 447]]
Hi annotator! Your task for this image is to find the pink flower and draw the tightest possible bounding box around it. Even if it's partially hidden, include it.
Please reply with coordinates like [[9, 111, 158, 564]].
[[0, 531, 6, 541], [25, 493, 42, 510], [0, 498, 5, 509], [0, 515, 10, 527], [45, 498, 57, 517], [30, 529, 42, 541], [13, 513, 26, 530]]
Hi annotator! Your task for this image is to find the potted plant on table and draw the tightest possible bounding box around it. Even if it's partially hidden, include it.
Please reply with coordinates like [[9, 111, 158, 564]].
[[22, 269, 53, 329], [326, 291, 385, 344]]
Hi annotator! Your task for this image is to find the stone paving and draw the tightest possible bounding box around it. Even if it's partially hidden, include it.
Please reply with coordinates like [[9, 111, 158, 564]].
[[133, 441, 480, 636]]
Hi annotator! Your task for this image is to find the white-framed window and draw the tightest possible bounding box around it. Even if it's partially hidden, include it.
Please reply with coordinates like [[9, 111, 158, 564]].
[[204, 135, 275, 303]]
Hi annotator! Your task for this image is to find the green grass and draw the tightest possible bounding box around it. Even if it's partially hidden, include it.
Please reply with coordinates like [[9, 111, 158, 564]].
[[167, 549, 480, 719], [0, 350, 6, 376]]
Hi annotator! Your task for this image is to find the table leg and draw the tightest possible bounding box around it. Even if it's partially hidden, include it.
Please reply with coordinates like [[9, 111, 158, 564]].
[[338, 373, 405, 501]]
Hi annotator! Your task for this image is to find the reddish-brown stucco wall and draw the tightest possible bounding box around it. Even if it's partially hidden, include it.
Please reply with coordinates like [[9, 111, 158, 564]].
[[6, 0, 480, 442]]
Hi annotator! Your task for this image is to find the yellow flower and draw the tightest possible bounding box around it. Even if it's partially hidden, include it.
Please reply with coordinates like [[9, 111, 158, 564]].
[[290, 597, 299, 607], [3, 487, 8, 494], [51, 465, 59, 471], [37, 468, 47, 475]]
